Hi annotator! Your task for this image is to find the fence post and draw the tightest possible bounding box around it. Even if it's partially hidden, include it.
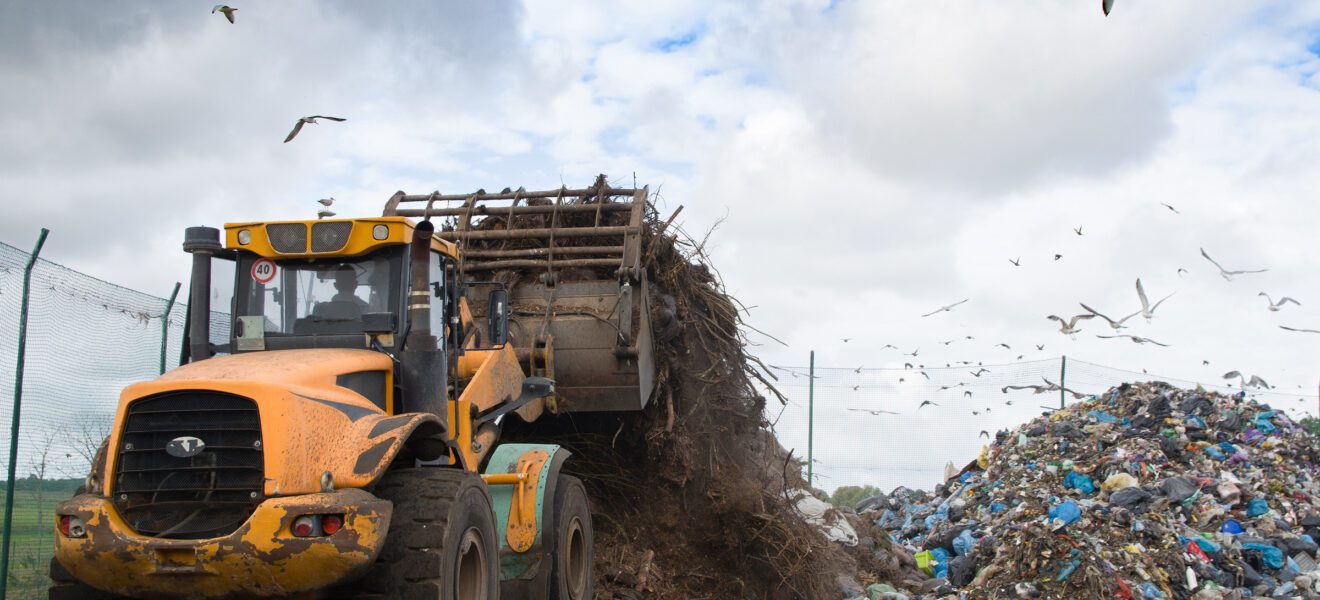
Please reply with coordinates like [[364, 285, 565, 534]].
[[160, 282, 181, 375], [807, 350, 815, 489], [1059, 355, 1068, 409], [1, 228, 50, 597]]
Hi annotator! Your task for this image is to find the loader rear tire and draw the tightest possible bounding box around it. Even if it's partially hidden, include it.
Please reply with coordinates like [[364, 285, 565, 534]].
[[340, 468, 500, 600], [549, 475, 593, 600], [48, 557, 128, 600]]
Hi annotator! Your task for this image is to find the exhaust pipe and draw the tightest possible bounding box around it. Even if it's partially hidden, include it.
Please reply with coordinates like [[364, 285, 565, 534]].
[[182, 227, 222, 362], [400, 221, 448, 421]]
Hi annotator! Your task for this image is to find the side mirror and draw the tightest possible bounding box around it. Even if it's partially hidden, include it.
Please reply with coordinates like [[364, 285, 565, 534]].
[[487, 289, 509, 347]]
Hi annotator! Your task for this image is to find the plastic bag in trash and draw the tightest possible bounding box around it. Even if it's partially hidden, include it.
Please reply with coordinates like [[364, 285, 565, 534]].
[[1048, 499, 1082, 530]]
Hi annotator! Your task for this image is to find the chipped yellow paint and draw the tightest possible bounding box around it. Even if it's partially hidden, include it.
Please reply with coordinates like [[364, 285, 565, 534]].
[[104, 349, 439, 498], [224, 216, 458, 259], [457, 345, 524, 413], [53, 489, 390, 598], [505, 450, 548, 552]]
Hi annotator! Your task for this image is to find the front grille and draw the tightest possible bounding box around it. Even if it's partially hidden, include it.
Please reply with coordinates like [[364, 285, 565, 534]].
[[113, 391, 264, 540], [311, 222, 353, 253], [266, 223, 308, 254]]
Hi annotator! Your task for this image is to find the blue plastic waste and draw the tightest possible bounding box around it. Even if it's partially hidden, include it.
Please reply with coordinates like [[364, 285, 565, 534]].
[[1241, 543, 1284, 570], [1183, 415, 1206, 429], [1138, 581, 1165, 598], [1088, 410, 1118, 424], [1255, 411, 1276, 434], [1179, 536, 1220, 554], [1203, 446, 1225, 460], [1064, 472, 1096, 495], [1221, 519, 1244, 534], [952, 529, 978, 556], [989, 502, 1007, 514], [1247, 498, 1269, 517], [928, 547, 952, 579], [1048, 499, 1082, 528]]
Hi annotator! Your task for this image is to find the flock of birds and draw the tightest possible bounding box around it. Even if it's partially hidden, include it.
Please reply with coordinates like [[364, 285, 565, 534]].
[[770, 200, 1317, 421], [210, 5, 349, 144]]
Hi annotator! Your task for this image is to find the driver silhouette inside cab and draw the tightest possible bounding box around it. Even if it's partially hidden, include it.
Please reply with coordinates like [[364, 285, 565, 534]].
[[330, 266, 370, 312], [309, 266, 369, 326]]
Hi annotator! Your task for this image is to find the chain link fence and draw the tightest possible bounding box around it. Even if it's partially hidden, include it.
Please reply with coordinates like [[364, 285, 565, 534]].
[[0, 235, 1317, 596], [0, 238, 227, 598]]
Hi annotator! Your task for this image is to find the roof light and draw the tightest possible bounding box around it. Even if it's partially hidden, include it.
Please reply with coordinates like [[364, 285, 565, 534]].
[[237, 229, 252, 245], [373, 224, 389, 240]]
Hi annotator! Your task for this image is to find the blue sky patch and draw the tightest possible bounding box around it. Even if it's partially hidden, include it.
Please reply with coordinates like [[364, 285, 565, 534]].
[[653, 23, 706, 53]]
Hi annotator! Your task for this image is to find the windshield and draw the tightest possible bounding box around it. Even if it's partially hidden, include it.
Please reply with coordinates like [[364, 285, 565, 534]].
[[235, 248, 403, 336]]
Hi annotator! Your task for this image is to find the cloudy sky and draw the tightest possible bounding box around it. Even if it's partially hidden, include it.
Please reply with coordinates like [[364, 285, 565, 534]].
[[4, 1, 1320, 488]]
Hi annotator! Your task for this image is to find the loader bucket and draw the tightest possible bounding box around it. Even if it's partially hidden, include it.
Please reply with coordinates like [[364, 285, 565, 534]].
[[384, 180, 656, 413]]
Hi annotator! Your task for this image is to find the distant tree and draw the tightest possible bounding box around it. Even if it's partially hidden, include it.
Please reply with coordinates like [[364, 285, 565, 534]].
[[829, 484, 883, 508], [1301, 416, 1320, 437]]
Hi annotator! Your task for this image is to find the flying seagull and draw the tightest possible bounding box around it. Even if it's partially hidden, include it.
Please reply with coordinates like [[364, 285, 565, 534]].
[[905, 348, 920, 357], [1160, 203, 1179, 214], [854, 366, 864, 374], [1080, 302, 1139, 330], [970, 368, 990, 377], [1003, 384, 1052, 395], [1073, 226, 1083, 236], [979, 430, 990, 439], [212, 5, 236, 23], [1035, 344, 1045, 351], [846, 408, 899, 416], [1223, 371, 1271, 389], [1135, 278, 1174, 322], [1200, 248, 1268, 281], [996, 343, 1012, 350], [918, 400, 940, 409], [1279, 325, 1320, 335], [851, 385, 860, 391], [842, 338, 852, 343], [922, 298, 969, 317], [284, 116, 347, 143], [963, 390, 973, 398], [1009, 257, 1020, 267], [940, 339, 956, 346], [1177, 268, 1188, 277], [1047, 313, 1093, 335], [1102, 0, 1115, 16], [881, 344, 898, 350], [1054, 254, 1063, 261], [1258, 293, 1301, 312], [1096, 334, 1170, 347]]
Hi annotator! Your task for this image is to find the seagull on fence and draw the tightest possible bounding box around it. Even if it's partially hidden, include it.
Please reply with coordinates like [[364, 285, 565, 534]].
[[1223, 371, 1271, 389], [919, 400, 940, 409], [1200, 248, 1268, 281], [284, 116, 347, 143], [922, 299, 969, 317], [847, 408, 899, 416], [1258, 293, 1301, 312], [1280, 325, 1320, 335], [1047, 313, 1093, 336], [1135, 278, 1174, 322], [1080, 302, 1139, 330], [1161, 203, 1179, 214], [212, 4, 237, 23], [970, 368, 990, 377], [1097, 334, 1170, 347]]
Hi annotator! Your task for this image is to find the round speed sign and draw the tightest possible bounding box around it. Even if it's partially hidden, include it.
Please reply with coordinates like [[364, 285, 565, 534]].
[[251, 258, 278, 284]]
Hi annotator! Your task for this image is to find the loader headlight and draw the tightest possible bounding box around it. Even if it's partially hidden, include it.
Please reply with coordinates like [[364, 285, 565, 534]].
[[237, 229, 252, 245], [372, 224, 390, 240]]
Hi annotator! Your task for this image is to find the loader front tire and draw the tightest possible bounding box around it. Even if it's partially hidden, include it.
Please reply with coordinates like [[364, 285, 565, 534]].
[[341, 468, 500, 600], [549, 475, 593, 600]]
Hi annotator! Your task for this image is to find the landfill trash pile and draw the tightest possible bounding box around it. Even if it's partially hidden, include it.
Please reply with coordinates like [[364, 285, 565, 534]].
[[854, 382, 1320, 599]]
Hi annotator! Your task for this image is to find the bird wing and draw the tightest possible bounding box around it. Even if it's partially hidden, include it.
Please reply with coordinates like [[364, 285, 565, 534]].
[[1247, 376, 1270, 388], [1102, 0, 1115, 15], [1280, 325, 1320, 334], [1148, 292, 1174, 313], [1114, 310, 1141, 326], [308, 116, 347, 122], [1144, 337, 1170, 347], [1281, 297, 1301, 306], [213, 5, 223, 12], [1096, 334, 1119, 339], [949, 298, 969, 309], [283, 119, 305, 143], [1066, 314, 1094, 328], [1078, 303, 1112, 324], [1046, 315, 1064, 323], [1200, 248, 1227, 274], [920, 308, 940, 317], [1135, 278, 1150, 311], [224, 8, 235, 23], [1225, 268, 1268, 276]]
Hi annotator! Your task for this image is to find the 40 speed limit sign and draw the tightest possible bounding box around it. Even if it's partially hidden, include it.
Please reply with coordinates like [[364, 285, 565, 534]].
[[251, 258, 278, 284]]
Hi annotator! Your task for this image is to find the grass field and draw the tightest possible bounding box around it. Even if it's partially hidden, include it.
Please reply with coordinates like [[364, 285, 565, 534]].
[[1, 481, 82, 599]]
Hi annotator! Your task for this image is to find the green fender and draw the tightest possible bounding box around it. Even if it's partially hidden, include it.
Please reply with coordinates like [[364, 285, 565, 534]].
[[483, 443, 570, 582]]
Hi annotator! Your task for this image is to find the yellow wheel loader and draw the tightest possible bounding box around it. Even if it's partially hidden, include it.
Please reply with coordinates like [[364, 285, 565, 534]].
[[50, 184, 656, 599]]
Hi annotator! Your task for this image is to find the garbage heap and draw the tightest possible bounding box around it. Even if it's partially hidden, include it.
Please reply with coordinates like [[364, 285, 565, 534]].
[[860, 382, 1320, 599]]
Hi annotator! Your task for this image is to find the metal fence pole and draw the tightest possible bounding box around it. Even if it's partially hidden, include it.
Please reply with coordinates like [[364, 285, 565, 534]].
[[159, 282, 181, 375], [807, 350, 815, 489], [1059, 355, 1068, 409], [1, 228, 50, 597]]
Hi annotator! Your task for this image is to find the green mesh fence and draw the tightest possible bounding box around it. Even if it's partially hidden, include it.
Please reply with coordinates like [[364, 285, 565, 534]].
[[0, 239, 227, 598]]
